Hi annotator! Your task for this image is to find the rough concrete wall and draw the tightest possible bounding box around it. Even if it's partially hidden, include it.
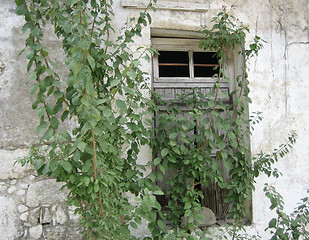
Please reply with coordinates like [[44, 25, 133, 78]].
[[0, 0, 308, 239]]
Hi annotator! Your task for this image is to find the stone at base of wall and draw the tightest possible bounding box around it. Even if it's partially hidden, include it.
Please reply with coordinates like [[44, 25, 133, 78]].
[[29, 225, 43, 239], [181, 207, 217, 228], [0, 172, 85, 240]]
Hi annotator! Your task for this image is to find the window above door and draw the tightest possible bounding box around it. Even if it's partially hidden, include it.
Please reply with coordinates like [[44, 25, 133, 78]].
[[152, 36, 232, 103]]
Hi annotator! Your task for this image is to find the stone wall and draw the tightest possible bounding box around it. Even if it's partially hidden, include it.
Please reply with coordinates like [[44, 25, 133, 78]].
[[0, 149, 84, 239], [0, 0, 308, 239]]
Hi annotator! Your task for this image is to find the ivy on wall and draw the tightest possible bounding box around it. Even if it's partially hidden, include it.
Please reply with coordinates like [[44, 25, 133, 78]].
[[150, 11, 298, 239], [15, 0, 162, 239], [14, 1, 303, 239]]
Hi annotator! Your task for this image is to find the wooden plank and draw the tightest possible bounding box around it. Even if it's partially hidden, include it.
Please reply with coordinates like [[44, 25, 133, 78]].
[[158, 63, 189, 66], [151, 28, 205, 39], [152, 38, 203, 51], [121, 0, 209, 12]]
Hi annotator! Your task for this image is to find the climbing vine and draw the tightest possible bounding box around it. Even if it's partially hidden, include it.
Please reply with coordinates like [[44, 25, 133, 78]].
[[150, 10, 298, 239], [15, 1, 304, 239], [15, 0, 162, 239]]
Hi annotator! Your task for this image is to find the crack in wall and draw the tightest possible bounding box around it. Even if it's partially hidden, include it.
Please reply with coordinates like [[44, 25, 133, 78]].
[[287, 41, 309, 46], [283, 0, 288, 115], [269, 1, 275, 80], [304, 0, 309, 40]]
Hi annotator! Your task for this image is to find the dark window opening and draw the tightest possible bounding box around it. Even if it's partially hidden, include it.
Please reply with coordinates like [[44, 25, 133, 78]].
[[193, 52, 219, 77], [158, 51, 189, 77]]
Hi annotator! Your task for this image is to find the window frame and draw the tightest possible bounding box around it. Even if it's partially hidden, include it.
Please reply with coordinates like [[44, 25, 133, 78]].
[[152, 37, 234, 104], [151, 33, 252, 223]]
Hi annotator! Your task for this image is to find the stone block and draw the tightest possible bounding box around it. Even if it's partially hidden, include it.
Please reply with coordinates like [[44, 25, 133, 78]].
[[40, 207, 52, 224], [56, 207, 68, 225], [199, 207, 216, 227], [26, 179, 68, 207], [18, 204, 29, 213], [0, 196, 23, 239], [20, 212, 28, 221], [181, 207, 216, 228], [7, 185, 17, 194], [29, 224, 43, 239]]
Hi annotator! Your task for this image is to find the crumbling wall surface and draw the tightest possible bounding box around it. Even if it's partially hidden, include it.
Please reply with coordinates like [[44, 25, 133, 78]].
[[0, 0, 308, 239], [0, 151, 84, 239], [0, 0, 84, 239]]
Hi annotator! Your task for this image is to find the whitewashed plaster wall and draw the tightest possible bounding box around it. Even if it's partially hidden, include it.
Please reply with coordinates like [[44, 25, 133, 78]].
[[0, 0, 308, 239]]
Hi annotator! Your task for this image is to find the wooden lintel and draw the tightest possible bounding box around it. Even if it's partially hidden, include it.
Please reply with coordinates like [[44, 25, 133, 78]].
[[121, 0, 209, 12]]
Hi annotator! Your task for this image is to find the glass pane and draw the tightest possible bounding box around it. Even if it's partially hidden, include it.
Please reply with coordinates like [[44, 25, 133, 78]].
[[158, 51, 189, 77], [193, 52, 219, 77]]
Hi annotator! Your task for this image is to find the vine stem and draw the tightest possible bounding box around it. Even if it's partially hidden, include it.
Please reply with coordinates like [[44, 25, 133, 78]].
[[198, 51, 224, 152], [107, 48, 148, 108], [91, 126, 97, 178], [78, 2, 105, 219]]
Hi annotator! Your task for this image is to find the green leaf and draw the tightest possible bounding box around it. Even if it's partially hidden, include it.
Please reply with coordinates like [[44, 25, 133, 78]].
[[60, 130, 71, 141], [157, 220, 167, 233], [169, 132, 178, 139], [148, 173, 156, 182], [87, 55, 95, 70], [161, 148, 169, 157], [147, 209, 157, 222], [110, 79, 120, 88], [41, 128, 53, 141], [47, 86, 54, 96], [63, 22, 73, 34], [78, 39, 90, 50], [127, 122, 139, 132], [30, 84, 39, 94], [130, 222, 138, 229], [36, 107, 45, 118], [27, 72, 37, 82], [123, 86, 134, 95], [16, 3, 27, 15], [94, 184, 99, 192], [221, 151, 227, 161], [69, 175, 75, 183], [77, 142, 87, 152], [159, 164, 166, 174], [208, 100, 215, 108], [34, 159, 44, 170], [153, 190, 164, 195], [62, 161, 72, 173], [153, 157, 161, 165], [223, 158, 232, 172], [15, 0, 24, 6], [116, 99, 127, 112], [72, 63, 82, 76], [227, 131, 236, 140], [50, 117, 59, 129], [102, 108, 112, 118], [82, 176, 90, 186], [53, 91, 64, 99], [218, 140, 226, 150], [40, 164, 49, 175], [61, 110, 69, 122], [127, 71, 137, 79], [45, 103, 54, 115], [37, 121, 48, 134], [268, 218, 277, 228], [119, 225, 130, 236]]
